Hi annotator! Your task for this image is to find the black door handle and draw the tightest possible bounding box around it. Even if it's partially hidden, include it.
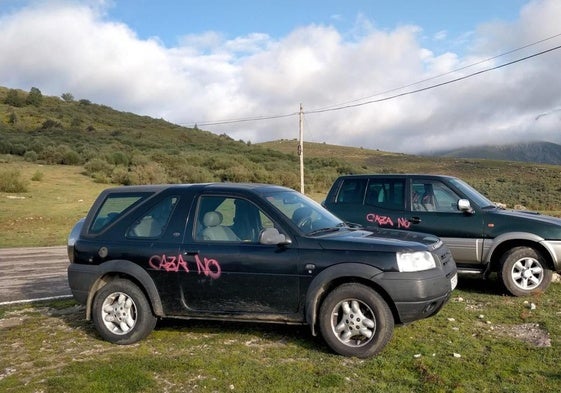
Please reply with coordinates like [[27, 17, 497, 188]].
[[409, 217, 422, 224]]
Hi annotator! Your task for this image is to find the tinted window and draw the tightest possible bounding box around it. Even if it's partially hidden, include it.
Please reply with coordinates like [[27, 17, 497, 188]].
[[365, 179, 405, 209], [127, 196, 179, 238], [90, 194, 148, 233], [335, 178, 367, 204]]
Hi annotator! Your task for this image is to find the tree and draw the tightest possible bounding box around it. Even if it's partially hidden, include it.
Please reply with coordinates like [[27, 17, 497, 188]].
[[26, 87, 43, 107], [61, 92, 74, 102]]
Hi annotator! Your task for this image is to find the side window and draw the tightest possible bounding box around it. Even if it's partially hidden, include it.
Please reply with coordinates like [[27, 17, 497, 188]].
[[411, 181, 461, 212], [195, 196, 275, 242], [127, 196, 179, 238], [89, 193, 148, 233], [365, 179, 405, 210], [335, 179, 367, 204]]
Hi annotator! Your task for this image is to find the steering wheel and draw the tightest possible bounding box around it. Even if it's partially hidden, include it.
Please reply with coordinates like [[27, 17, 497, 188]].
[[297, 216, 313, 231]]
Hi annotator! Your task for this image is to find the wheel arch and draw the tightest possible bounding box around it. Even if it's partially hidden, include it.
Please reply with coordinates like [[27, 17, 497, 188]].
[[486, 233, 554, 272], [85, 260, 164, 320], [304, 263, 397, 336]]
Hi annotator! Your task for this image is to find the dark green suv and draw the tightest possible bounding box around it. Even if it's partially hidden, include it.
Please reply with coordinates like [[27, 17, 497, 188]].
[[323, 174, 561, 296]]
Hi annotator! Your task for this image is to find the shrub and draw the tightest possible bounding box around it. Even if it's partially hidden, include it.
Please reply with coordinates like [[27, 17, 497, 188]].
[[61, 92, 74, 102], [24, 151, 38, 162], [61, 149, 81, 165], [0, 169, 28, 192], [41, 119, 63, 130], [84, 158, 114, 178], [111, 165, 132, 185], [129, 162, 168, 185], [31, 170, 44, 181], [26, 87, 43, 107], [4, 89, 24, 107]]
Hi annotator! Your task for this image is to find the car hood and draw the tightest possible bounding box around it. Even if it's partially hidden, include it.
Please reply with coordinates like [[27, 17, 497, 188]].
[[316, 227, 442, 252], [494, 208, 561, 226]]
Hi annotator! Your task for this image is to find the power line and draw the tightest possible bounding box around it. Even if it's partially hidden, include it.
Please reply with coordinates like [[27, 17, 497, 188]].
[[307, 44, 561, 115], [311, 32, 561, 112], [183, 34, 561, 127]]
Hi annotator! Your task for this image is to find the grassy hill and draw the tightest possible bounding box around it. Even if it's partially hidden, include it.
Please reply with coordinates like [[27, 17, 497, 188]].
[[2, 86, 561, 246]]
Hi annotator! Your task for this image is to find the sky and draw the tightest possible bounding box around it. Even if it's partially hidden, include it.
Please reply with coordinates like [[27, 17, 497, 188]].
[[0, 0, 560, 153]]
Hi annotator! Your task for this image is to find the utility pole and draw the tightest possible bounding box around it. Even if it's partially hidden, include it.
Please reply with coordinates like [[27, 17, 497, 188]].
[[298, 103, 304, 194]]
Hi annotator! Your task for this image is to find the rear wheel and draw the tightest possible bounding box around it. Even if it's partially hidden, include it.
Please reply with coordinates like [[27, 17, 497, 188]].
[[92, 279, 157, 344], [498, 246, 552, 296], [319, 283, 394, 358]]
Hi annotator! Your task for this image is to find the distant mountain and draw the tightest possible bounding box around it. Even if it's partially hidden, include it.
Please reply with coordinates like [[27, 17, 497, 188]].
[[429, 141, 561, 165]]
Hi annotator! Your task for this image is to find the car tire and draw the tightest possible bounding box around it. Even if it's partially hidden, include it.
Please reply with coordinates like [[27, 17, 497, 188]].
[[92, 278, 157, 344], [319, 283, 394, 358], [498, 246, 552, 297]]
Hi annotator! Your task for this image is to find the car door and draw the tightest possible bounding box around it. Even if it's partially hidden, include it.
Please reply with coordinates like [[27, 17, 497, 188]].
[[405, 178, 486, 265], [178, 194, 302, 316]]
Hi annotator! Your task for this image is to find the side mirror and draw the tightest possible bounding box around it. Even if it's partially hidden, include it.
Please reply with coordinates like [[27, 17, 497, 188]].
[[458, 199, 474, 214], [259, 228, 292, 246]]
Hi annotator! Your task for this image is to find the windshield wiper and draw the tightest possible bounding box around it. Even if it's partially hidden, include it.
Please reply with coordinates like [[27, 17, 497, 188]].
[[306, 227, 342, 236]]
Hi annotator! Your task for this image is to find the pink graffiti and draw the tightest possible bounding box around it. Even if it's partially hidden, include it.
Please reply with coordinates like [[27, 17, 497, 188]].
[[149, 254, 189, 272], [366, 213, 411, 229], [149, 254, 222, 279], [194, 255, 221, 279], [397, 217, 411, 229], [366, 213, 394, 227]]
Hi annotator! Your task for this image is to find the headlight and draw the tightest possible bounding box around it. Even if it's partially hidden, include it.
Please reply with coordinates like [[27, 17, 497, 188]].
[[396, 251, 436, 272]]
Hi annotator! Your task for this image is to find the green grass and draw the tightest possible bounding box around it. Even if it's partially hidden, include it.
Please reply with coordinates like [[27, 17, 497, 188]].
[[1, 279, 560, 392], [0, 160, 107, 247]]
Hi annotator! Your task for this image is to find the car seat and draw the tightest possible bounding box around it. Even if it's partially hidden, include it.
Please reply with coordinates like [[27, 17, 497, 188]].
[[202, 211, 240, 241]]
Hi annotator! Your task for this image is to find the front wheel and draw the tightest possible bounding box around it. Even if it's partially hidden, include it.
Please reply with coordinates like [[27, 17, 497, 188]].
[[498, 246, 552, 296], [319, 283, 394, 358], [92, 279, 157, 344]]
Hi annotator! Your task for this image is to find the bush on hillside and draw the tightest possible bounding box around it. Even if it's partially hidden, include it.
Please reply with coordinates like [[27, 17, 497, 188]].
[[0, 169, 28, 192]]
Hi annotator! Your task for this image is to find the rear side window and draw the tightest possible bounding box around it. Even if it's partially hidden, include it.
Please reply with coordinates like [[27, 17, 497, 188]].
[[335, 179, 367, 203], [127, 196, 179, 238], [365, 179, 405, 209], [89, 193, 148, 233]]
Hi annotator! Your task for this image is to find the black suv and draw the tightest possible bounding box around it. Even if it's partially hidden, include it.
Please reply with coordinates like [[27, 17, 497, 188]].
[[67, 183, 457, 358], [323, 174, 561, 296]]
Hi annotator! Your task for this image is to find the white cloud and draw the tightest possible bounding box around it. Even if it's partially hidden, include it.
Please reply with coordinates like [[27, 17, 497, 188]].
[[0, 0, 560, 153]]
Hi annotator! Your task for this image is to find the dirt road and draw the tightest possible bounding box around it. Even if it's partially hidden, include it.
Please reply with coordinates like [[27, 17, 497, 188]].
[[0, 246, 71, 305]]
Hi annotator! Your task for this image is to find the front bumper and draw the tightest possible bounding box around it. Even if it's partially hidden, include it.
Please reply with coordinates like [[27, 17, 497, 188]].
[[373, 268, 457, 324]]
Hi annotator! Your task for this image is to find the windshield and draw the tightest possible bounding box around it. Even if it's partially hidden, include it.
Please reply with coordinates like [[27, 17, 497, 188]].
[[263, 190, 344, 234], [449, 178, 495, 208]]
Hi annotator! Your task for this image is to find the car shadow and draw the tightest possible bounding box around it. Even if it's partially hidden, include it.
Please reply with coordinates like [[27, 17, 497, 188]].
[[153, 317, 329, 353], [47, 301, 330, 355], [455, 273, 505, 296]]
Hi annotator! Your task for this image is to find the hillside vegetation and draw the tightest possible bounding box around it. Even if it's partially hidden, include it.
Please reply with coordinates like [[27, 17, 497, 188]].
[[1, 86, 561, 247], [0, 86, 352, 194]]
